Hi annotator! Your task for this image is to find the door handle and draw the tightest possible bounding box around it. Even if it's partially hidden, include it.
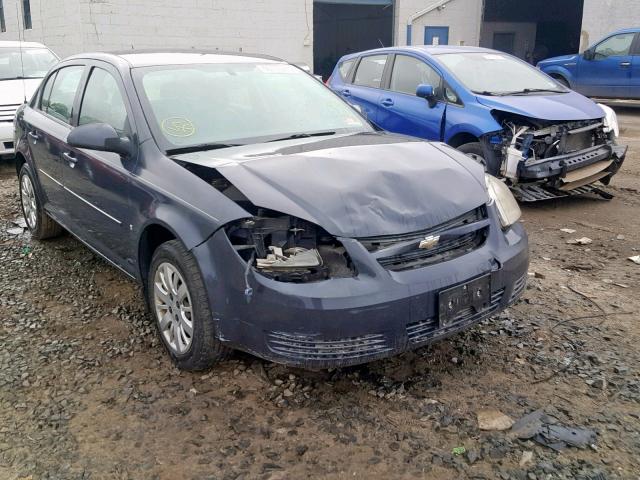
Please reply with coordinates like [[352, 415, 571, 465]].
[[620, 61, 631, 67], [342, 89, 351, 97], [381, 98, 394, 107], [62, 152, 78, 167], [28, 131, 39, 143]]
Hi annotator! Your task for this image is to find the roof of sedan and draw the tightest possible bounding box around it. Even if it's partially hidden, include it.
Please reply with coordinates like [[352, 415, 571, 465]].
[[64, 50, 285, 67]]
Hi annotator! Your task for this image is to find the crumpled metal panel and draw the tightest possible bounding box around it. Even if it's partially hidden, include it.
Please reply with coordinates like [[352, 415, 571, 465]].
[[175, 133, 488, 238]]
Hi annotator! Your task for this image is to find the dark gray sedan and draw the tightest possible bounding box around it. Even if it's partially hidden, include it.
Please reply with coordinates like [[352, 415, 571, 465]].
[[14, 51, 529, 370]]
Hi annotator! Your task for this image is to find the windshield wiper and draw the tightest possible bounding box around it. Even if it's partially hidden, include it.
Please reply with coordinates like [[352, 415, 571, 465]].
[[0, 76, 44, 81], [472, 90, 499, 96], [166, 143, 242, 155], [266, 131, 336, 143], [496, 88, 564, 96]]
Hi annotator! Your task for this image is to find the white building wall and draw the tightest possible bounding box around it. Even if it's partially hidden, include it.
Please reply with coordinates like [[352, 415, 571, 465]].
[[0, 0, 313, 65], [580, 0, 640, 51], [394, 0, 483, 47]]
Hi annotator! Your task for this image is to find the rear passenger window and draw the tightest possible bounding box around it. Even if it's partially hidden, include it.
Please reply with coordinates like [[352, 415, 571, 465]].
[[353, 55, 387, 88], [79, 68, 129, 134], [44, 65, 84, 124], [39, 72, 57, 111], [338, 59, 355, 81], [390, 55, 441, 96]]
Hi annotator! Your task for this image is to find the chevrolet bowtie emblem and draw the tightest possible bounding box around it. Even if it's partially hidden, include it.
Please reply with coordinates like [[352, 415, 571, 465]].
[[418, 235, 440, 250]]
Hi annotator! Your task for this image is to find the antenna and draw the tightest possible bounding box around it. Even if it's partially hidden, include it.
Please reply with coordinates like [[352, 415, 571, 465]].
[[15, 1, 27, 102]]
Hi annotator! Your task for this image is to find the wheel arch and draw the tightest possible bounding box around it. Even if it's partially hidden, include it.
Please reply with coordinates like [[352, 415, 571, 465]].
[[137, 221, 179, 286], [447, 132, 479, 148], [14, 151, 27, 176]]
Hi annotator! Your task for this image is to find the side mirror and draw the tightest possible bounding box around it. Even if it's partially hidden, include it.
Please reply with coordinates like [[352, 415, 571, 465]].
[[67, 123, 134, 158], [416, 83, 437, 108], [583, 48, 595, 61]]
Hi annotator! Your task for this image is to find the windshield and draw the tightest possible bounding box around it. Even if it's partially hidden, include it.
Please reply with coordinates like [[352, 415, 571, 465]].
[[134, 62, 372, 150], [0, 48, 58, 80], [437, 52, 565, 95]]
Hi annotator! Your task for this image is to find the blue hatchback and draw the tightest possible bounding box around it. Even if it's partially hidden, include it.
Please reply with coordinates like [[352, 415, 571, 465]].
[[538, 28, 640, 99], [328, 46, 626, 201]]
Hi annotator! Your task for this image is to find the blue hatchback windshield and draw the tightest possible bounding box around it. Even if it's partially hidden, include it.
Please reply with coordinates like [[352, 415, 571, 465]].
[[135, 62, 372, 149], [437, 52, 564, 95]]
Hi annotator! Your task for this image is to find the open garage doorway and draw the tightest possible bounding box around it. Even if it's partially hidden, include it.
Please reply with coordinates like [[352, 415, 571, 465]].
[[314, 0, 393, 80], [480, 0, 584, 64]]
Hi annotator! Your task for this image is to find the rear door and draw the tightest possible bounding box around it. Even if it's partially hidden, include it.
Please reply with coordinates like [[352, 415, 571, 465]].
[[376, 53, 445, 140], [22, 64, 85, 214], [576, 32, 636, 97], [60, 62, 136, 269], [343, 54, 389, 123]]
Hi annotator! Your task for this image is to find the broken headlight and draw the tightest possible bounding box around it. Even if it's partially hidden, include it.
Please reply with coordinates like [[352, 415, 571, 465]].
[[598, 103, 619, 138], [485, 174, 521, 228], [225, 211, 356, 283]]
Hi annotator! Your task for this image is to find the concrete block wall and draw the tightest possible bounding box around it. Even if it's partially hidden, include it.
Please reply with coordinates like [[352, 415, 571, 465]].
[[580, 0, 640, 51], [394, 0, 483, 47], [0, 0, 313, 65]]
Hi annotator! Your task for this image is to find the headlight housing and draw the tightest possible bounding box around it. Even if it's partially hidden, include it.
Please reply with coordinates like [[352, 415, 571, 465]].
[[225, 211, 356, 282], [485, 174, 521, 228], [598, 103, 619, 138]]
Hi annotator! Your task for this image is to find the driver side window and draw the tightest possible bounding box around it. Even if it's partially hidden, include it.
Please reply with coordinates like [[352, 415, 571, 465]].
[[389, 55, 442, 96], [79, 67, 129, 134], [594, 33, 635, 59]]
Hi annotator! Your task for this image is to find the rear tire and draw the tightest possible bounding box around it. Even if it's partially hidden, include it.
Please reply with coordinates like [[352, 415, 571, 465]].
[[148, 240, 231, 370], [18, 163, 63, 240]]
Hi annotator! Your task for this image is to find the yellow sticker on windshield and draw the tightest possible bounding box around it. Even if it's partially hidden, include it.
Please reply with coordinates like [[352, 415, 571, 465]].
[[161, 117, 196, 137]]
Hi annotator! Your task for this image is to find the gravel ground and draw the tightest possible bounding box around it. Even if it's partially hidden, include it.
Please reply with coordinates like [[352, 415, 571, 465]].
[[1, 107, 639, 480]]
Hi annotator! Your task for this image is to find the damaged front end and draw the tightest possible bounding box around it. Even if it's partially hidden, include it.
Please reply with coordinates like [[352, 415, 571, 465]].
[[225, 212, 356, 283], [188, 169, 354, 284], [482, 110, 627, 201]]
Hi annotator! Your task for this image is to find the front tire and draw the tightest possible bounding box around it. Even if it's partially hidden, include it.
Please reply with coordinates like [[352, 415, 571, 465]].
[[457, 142, 487, 168], [18, 163, 63, 240], [148, 240, 231, 370]]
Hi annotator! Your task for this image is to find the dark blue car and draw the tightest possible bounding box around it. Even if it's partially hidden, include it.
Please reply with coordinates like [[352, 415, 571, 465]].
[[328, 46, 627, 201], [538, 28, 640, 99], [15, 51, 528, 370]]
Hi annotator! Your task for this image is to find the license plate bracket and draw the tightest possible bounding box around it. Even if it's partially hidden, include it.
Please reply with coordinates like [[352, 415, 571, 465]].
[[438, 275, 491, 327]]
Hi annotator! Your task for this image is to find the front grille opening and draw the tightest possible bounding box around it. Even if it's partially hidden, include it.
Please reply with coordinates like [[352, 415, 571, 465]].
[[359, 206, 489, 271], [3, 142, 14, 150]]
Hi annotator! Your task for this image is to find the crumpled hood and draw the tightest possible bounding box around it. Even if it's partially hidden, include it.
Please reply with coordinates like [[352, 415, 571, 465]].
[[175, 133, 488, 238], [0, 78, 42, 105], [476, 90, 604, 121]]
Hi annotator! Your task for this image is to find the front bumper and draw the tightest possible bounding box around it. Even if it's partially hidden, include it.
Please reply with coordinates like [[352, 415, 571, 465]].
[[518, 142, 627, 190], [192, 207, 529, 369], [0, 122, 15, 157]]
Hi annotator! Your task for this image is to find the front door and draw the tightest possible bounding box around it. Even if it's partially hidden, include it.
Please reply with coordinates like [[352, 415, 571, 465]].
[[61, 64, 136, 270], [577, 32, 636, 97], [425, 26, 449, 46], [376, 54, 444, 141]]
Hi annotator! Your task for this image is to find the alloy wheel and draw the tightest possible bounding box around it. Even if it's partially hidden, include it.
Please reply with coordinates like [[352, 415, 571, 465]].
[[153, 262, 194, 354], [20, 174, 37, 230]]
